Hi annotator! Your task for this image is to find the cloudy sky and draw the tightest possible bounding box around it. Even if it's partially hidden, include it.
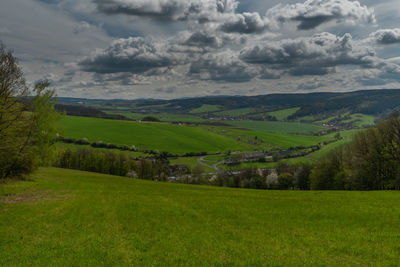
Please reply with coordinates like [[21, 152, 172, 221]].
[[1, 0, 399, 99]]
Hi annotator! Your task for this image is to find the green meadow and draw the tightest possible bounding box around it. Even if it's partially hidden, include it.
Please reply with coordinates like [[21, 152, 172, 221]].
[[229, 120, 327, 135], [190, 104, 221, 114], [213, 108, 256, 116], [105, 111, 207, 123], [57, 116, 251, 154], [267, 107, 300, 120], [1, 168, 400, 266]]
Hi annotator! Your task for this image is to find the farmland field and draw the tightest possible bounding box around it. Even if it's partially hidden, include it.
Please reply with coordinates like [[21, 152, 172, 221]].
[[190, 104, 221, 114], [1, 168, 400, 266], [105, 111, 207, 123], [213, 108, 255, 116], [57, 116, 252, 154], [205, 127, 333, 149], [228, 120, 327, 135], [267, 107, 300, 120]]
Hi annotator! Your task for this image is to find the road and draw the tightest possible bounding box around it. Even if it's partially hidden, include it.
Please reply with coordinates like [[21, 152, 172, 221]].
[[198, 156, 224, 172]]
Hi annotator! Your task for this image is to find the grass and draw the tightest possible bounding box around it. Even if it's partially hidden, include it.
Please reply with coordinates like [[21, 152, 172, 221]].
[[267, 107, 300, 121], [207, 126, 332, 149], [229, 120, 327, 135], [213, 108, 255, 116], [105, 111, 207, 123], [305, 130, 359, 161], [1, 168, 400, 266], [190, 104, 221, 114], [342, 113, 376, 128], [58, 116, 251, 154]]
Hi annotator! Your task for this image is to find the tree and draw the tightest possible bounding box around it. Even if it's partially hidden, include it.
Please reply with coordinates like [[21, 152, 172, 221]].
[[0, 44, 59, 179], [278, 173, 294, 189], [295, 163, 311, 190]]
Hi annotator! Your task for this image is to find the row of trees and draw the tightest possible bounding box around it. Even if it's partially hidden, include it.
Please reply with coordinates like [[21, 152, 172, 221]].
[[54, 148, 171, 181], [0, 44, 59, 179]]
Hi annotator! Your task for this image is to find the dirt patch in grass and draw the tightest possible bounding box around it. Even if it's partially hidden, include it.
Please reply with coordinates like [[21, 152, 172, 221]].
[[0, 190, 68, 204]]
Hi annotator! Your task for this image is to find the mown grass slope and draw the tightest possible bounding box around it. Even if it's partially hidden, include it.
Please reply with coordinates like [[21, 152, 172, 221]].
[[58, 116, 251, 154], [1, 168, 400, 266]]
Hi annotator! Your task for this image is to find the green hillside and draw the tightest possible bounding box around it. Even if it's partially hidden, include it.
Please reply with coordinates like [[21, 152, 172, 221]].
[[229, 120, 327, 135], [105, 112, 206, 123], [58, 116, 251, 154], [1, 168, 400, 266], [268, 107, 300, 120], [190, 104, 221, 114]]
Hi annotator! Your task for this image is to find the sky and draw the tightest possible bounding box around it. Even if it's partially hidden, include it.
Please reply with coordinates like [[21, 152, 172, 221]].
[[0, 0, 399, 99]]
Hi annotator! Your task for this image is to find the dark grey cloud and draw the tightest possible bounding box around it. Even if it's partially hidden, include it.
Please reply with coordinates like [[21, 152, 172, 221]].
[[266, 0, 376, 30], [182, 31, 223, 48], [12, 0, 399, 98], [240, 32, 377, 75], [79, 37, 179, 73], [259, 68, 281, 80], [189, 51, 256, 82], [93, 0, 238, 22], [369, 28, 400, 45]]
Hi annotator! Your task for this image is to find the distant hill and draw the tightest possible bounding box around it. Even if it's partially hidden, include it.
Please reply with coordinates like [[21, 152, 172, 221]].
[[57, 89, 400, 118]]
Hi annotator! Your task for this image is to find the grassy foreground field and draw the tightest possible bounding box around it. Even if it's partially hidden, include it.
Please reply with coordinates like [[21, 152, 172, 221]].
[[1, 168, 400, 266]]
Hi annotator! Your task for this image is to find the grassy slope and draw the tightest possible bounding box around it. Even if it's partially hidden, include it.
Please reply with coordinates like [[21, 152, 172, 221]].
[[342, 113, 376, 128], [58, 116, 251, 154], [267, 107, 300, 120], [229, 121, 325, 134], [190, 104, 221, 114], [214, 108, 255, 116], [105, 111, 207, 123], [207, 126, 332, 149], [229, 121, 327, 135], [1, 168, 400, 266]]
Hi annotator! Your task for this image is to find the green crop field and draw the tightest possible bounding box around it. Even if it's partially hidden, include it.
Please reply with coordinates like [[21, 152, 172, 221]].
[[229, 120, 327, 135], [267, 107, 300, 121], [190, 104, 221, 114], [1, 168, 400, 266], [57, 116, 251, 154]]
